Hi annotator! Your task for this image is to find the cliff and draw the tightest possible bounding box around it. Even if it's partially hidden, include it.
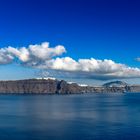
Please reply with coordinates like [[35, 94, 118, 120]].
[[0, 79, 83, 94], [0, 79, 138, 94]]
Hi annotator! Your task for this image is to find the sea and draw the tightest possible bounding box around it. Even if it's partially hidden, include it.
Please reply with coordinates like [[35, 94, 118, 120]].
[[0, 93, 140, 140]]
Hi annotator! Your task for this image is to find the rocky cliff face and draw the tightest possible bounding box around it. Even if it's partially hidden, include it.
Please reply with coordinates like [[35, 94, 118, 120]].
[[0, 79, 138, 94], [0, 79, 59, 94], [0, 79, 84, 94]]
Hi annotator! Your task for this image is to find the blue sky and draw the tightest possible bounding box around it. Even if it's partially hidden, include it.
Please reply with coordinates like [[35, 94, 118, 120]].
[[0, 0, 140, 85]]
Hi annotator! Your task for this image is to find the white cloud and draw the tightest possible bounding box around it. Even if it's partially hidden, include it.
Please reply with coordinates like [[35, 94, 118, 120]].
[[38, 57, 140, 79], [0, 42, 66, 64], [28, 42, 66, 60], [7, 46, 30, 62], [0, 48, 14, 64], [0, 41, 140, 80]]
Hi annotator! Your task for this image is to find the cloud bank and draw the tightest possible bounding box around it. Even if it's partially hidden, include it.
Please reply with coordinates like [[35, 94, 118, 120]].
[[0, 42, 66, 64], [0, 42, 140, 80]]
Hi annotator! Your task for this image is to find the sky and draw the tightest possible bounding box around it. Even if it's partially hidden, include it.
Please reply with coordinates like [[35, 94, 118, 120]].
[[0, 0, 140, 85]]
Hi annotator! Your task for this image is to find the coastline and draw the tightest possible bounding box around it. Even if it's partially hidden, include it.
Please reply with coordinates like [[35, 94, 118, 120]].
[[0, 78, 138, 94]]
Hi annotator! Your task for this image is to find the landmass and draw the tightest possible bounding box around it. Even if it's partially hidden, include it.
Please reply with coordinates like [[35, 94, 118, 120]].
[[0, 78, 139, 94]]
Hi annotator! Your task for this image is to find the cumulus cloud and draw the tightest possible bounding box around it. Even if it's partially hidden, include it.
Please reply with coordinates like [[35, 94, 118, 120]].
[[0, 48, 14, 64], [35, 57, 140, 79], [0, 41, 140, 80], [0, 42, 66, 64]]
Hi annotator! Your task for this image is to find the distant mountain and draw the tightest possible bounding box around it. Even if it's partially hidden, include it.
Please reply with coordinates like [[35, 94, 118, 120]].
[[103, 81, 128, 87], [0, 79, 139, 94]]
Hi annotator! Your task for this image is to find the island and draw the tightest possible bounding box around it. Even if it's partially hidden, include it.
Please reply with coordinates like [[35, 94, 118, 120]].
[[0, 78, 139, 94]]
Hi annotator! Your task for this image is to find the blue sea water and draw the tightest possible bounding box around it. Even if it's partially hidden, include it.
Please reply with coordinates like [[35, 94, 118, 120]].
[[0, 93, 140, 140]]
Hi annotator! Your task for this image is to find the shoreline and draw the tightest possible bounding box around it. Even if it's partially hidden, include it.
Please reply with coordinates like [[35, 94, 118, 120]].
[[0, 79, 138, 94]]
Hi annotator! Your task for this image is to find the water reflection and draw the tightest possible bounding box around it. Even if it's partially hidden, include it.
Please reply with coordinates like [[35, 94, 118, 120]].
[[0, 94, 139, 139]]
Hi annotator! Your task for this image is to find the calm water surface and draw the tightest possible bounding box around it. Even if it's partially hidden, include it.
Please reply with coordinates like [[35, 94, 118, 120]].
[[0, 93, 140, 140]]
